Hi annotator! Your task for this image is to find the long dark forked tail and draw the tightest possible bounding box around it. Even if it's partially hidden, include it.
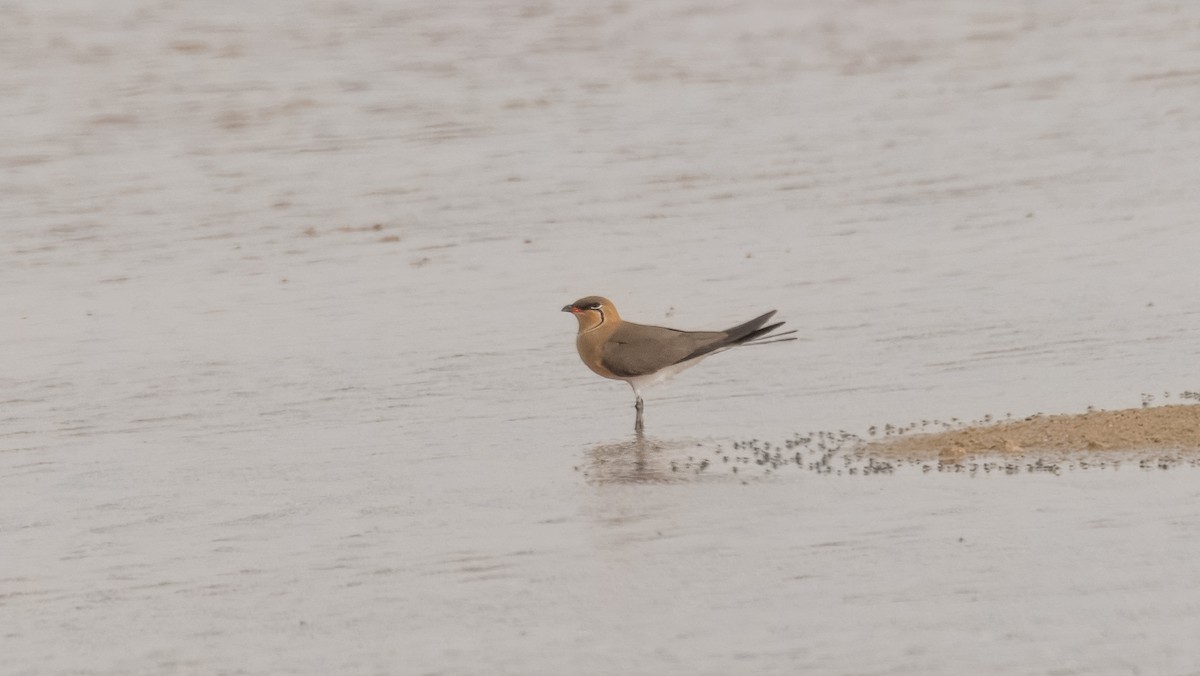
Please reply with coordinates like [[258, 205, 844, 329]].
[[725, 310, 797, 347], [676, 310, 796, 363], [738, 322, 797, 347]]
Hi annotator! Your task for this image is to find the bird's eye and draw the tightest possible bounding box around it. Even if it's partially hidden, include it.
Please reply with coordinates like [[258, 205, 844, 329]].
[[587, 303, 602, 310]]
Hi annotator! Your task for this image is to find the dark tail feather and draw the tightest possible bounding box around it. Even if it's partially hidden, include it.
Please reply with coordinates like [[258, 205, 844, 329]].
[[743, 328, 797, 346], [676, 313, 795, 363], [743, 335, 798, 347], [722, 310, 777, 343], [735, 321, 787, 345]]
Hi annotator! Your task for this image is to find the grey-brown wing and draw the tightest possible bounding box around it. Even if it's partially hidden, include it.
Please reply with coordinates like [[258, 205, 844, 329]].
[[600, 323, 724, 377]]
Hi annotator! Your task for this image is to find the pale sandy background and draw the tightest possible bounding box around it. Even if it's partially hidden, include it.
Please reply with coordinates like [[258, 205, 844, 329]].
[[4, 1, 1200, 674]]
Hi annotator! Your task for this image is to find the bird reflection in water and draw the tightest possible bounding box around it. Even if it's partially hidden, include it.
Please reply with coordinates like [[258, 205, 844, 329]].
[[582, 433, 695, 485]]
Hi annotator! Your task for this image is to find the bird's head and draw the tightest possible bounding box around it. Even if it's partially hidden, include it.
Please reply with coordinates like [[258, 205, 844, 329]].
[[561, 296, 618, 332]]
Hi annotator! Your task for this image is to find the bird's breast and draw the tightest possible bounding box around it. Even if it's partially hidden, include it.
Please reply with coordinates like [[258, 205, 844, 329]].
[[576, 331, 623, 380]]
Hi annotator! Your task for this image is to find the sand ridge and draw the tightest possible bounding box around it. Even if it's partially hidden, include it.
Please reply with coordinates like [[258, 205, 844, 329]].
[[871, 403, 1200, 459]]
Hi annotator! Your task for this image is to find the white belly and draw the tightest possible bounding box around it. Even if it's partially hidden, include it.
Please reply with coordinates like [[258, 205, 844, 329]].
[[624, 352, 719, 396]]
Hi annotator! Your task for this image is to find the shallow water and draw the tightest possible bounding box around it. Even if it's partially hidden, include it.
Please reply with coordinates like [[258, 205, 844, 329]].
[[4, 0, 1200, 674]]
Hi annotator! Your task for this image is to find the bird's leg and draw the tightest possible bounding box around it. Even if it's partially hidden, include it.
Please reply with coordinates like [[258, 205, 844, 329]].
[[634, 395, 645, 434]]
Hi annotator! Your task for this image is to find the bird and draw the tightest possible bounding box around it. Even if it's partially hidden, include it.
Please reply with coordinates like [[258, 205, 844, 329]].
[[561, 296, 796, 433]]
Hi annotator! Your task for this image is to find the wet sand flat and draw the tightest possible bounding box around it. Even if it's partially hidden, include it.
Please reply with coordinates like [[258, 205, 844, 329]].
[[875, 403, 1200, 458]]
